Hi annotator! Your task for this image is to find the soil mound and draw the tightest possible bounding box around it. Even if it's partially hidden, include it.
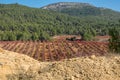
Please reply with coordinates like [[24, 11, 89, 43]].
[[38, 55, 120, 80], [0, 48, 120, 80], [0, 48, 40, 80]]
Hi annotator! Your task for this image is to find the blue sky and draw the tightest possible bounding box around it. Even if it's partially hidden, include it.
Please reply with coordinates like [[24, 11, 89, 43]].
[[0, 0, 120, 12]]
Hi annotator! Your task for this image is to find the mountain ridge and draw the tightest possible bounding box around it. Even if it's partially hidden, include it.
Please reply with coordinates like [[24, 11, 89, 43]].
[[42, 2, 120, 17], [42, 2, 93, 10]]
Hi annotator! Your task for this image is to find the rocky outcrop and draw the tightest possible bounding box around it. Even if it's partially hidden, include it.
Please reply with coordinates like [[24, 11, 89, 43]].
[[42, 2, 91, 10], [42, 2, 92, 11], [0, 48, 120, 80]]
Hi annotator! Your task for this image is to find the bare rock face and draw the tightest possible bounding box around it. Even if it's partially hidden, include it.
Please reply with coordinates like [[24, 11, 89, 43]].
[[0, 48, 120, 80]]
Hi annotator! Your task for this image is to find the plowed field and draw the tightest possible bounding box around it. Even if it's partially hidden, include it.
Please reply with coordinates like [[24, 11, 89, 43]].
[[0, 40, 109, 61]]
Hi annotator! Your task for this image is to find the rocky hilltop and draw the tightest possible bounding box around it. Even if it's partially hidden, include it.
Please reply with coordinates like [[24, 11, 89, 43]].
[[42, 2, 120, 17], [0, 48, 120, 80], [42, 2, 91, 10]]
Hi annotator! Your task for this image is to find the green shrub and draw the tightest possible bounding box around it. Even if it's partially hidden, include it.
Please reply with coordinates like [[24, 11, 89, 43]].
[[109, 28, 120, 53]]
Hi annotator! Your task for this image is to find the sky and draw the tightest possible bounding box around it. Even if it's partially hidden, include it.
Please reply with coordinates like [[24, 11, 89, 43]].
[[0, 0, 120, 12]]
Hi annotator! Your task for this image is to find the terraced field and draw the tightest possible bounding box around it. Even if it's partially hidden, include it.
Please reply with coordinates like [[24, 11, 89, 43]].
[[0, 40, 109, 61]]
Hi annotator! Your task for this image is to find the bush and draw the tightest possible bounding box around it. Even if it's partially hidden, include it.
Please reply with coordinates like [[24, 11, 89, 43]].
[[81, 32, 94, 41], [109, 28, 120, 53]]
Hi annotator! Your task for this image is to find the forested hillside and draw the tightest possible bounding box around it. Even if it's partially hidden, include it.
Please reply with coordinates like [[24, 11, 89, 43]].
[[0, 3, 120, 41]]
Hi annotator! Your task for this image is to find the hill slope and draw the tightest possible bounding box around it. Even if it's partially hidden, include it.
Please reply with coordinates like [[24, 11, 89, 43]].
[[0, 3, 120, 41]]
